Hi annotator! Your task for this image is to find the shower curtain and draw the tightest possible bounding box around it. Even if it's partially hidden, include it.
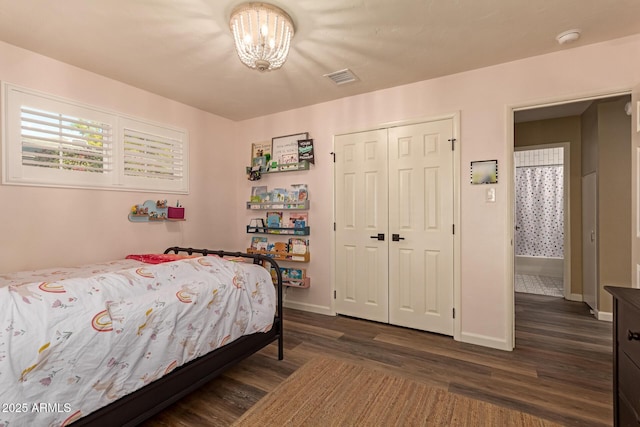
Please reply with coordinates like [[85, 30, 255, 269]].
[[515, 165, 564, 257]]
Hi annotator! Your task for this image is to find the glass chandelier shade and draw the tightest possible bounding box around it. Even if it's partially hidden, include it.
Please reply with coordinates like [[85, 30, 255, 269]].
[[229, 3, 295, 72]]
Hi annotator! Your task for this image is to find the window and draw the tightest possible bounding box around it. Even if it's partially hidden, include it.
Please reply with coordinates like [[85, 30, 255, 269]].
[[3, 84, 189, 193]]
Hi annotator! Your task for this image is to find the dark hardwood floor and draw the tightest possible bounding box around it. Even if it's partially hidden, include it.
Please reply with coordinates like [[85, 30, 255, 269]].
[[144, 292, 613, 426]]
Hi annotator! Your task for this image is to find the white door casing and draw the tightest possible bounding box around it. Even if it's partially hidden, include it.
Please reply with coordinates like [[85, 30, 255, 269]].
[[633, 87, 640, 288], [582, 172, 598, 310]]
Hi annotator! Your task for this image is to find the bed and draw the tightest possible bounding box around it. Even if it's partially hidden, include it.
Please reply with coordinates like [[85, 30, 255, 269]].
[[0, 246, 283, 427]]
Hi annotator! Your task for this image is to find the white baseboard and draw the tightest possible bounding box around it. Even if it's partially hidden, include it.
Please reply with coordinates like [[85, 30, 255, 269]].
[[566, 293, 583, 302], [283, 300, 334, 316], [459, 331, 512, 351], [596, 310, 613, 322]]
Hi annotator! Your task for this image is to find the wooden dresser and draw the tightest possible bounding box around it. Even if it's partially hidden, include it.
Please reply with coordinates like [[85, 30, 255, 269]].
[[606, 286, 640, 426]]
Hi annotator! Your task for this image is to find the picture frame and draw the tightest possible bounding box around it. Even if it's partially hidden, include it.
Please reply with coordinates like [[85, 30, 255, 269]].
[[272, 132, 309, 167], [470, 160, 498, 184], [251, 141, 272, 163], [298, 139, 315, 164]]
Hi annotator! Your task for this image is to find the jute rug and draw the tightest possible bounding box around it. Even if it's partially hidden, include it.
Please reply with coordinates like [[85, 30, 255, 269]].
[[233, 357, 562, 426]]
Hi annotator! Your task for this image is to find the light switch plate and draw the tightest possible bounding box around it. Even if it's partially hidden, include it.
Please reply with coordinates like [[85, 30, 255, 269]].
[[486, 187, 496, 202]]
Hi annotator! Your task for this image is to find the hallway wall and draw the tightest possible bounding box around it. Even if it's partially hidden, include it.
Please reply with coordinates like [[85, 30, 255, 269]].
[[597, 98, 632, 312]]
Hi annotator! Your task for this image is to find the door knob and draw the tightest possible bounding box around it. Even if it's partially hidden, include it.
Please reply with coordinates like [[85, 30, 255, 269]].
[[392, 234, 405, 242], [370, 233, 385, 241]]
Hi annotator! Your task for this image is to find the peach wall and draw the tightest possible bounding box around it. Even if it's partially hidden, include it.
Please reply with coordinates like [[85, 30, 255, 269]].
[[234, 34, 640, 350], [0, 41, 237, 273], [4, 32, 640, 350]]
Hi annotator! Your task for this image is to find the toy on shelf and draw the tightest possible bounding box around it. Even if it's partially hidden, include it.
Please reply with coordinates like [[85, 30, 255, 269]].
[[128, 200, 185, 222], [131, 205, 149, 217]]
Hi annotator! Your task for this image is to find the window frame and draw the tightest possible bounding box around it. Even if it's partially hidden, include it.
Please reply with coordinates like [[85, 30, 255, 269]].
[[2, 83, 189, 194]]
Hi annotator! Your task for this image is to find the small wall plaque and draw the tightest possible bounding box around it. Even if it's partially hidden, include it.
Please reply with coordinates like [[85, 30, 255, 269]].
[[470, 160, 498, 184]]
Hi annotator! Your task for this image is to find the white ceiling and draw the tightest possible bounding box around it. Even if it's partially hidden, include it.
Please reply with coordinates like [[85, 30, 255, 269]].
[[0, 0, 639, 121]]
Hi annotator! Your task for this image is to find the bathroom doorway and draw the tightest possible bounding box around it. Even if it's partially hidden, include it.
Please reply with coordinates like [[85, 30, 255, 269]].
[[514, 145, 568, 298]]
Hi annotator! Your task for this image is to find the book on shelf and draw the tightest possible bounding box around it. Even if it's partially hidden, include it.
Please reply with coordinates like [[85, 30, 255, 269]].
[[247, 185, 308, 205], [285, 212, 308, 228], [271, 188, 288, 202], [271, 267, 305, 282], [252, 156, 268, 172], [288, 238, 308, 254], [266, 211, 283, 228], [250, 236, 268, 251], [250, 186, 268, 203], [298, 139, 315, 164], [290, 183, 308, 201]]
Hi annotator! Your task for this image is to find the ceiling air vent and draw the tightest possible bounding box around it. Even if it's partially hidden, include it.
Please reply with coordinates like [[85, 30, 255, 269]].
[[323, 68, 359, 85]]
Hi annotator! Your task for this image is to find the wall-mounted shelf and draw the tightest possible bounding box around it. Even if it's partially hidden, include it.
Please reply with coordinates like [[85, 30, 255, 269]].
[[246, 248, 310, 262], [247, 225, 310, 235], [129, 200, 185, 222], [246, 160, 310, 175], [282, 277, 311, 288], [246, 200, 310, 210], [267, 265, 310, 288]]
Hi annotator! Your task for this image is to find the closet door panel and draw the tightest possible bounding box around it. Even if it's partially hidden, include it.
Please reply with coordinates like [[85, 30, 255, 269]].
[[335, 129, 389, 323], [388, 120, 454, 335]]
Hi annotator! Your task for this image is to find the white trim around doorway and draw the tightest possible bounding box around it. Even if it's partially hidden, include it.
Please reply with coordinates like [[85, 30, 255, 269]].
[[506, 90, 632, 349]]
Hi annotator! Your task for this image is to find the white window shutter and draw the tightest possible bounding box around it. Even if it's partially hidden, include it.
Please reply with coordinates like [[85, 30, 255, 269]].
[[20, 106, 113, 174], [3, 84, 189, 194], [119, 117, 188, 193]]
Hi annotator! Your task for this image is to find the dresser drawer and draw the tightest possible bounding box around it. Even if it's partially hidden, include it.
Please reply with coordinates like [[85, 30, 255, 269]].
[[619, 392, 640, 427], [618, 300, 640, 367], [619, 351, 640, 419]]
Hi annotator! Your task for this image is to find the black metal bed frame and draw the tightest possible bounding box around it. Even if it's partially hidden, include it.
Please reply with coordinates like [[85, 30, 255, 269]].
[[73, 247, 284, 426]]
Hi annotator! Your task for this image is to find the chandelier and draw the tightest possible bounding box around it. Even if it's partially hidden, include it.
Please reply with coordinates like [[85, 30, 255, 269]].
[[229, 2, 295, 72]]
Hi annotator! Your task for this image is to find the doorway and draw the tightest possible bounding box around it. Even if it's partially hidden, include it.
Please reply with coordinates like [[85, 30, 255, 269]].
[[511, 93, 632, 343], [514, 144, 568, 299]]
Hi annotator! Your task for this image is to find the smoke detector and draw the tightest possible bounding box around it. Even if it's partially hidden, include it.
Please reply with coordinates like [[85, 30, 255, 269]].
[[556, 29, 581, 45]]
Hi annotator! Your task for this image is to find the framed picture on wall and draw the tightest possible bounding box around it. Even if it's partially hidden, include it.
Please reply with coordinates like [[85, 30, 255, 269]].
[[272, 132, 308, 166], [470, 160, 498, 184]]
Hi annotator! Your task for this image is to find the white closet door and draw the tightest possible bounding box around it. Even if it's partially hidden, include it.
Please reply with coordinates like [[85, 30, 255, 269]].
[[334, 129, 389, 322], [387, 120, 455, 335]]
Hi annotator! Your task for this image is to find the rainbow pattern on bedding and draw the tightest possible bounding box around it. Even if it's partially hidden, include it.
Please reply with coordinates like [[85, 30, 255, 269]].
[[0, 256, 276, 426]]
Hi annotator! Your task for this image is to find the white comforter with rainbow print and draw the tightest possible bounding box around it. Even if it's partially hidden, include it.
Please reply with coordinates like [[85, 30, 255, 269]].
[[0, 256, 275, 427]]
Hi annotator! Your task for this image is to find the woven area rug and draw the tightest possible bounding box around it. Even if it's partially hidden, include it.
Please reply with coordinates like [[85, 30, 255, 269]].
[[233, 357, 561, 426]]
